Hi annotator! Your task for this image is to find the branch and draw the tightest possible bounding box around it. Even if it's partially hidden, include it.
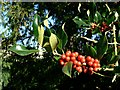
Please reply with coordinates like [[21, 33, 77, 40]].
[[112, 25, 118, 83], [80, 36, 98, 43]]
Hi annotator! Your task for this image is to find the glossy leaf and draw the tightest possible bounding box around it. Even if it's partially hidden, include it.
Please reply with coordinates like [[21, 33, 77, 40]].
[[84, 43, 97, 58], [62, 61, 73, 78], [33, 14, 40, 39], [107, 12, 115, 25], [8, 44, 39, 56], [97, 35, 108, 60], [94, 11, 102, 23], [73, 16, 88, 27], [38, 25, 44, 46], [109, 55, 120, 64], [49, 33, 58, 52], [113, 66, 120, 74], [89, 2, 96, 22], [57, 23, 68, 49]]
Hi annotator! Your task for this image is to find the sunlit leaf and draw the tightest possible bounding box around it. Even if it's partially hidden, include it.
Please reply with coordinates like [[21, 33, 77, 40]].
[[62, 61, 73, 78], [54, 55, 61, 61], [44, 13, 49, 28], [38, 25, 44, 46], [8, 44, 39, 56], [49, 33, 58, 52]]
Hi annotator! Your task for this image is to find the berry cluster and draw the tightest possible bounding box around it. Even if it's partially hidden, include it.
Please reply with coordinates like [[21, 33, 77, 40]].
[[91, 23, 97, 29], [59, 51, 100, 75], [100, 22, 110, 32]]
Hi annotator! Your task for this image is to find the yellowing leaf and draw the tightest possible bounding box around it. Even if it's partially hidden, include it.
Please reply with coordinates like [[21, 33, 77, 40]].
[[62, 62, 73, 78], [44, 13, 49, 28], [49, 33, 58, 52], [38, 25, 44, 46]]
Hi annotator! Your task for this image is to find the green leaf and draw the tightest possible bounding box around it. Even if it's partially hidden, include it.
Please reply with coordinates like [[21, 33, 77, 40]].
[[97, 35, 108, 60], [83, 43, 97, 58], [107, 12, 115, 25], [8, 44, 39, 56], [94, 11, 102, 23], [57, 23, 68, 49], [73, 16, 88, 27], [89, 2, 96, 22], [54, 55, 61, 61], [114, 66, 120, 74], [62, 61, 73, 78], [33, 14, 40, 39], [49, 33, 58, 52], [38, 25, 44, 46], [109, 55, 120, 64]]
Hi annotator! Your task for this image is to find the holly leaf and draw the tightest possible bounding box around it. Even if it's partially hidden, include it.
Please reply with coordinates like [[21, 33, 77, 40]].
[[44, 12, 49, 28], [97, 35, 108, 60], [94, 11, 102, 23], [54, 55, 61, 61], [73, 16, 88, 27], [109, 55, 120, 64], [62, 61, 73, 78], [113, 66, 120, 74], [8, 44, 39, 56], [38, 25, 44, 46], [84, 43, 97, 58], [49, 33, 58, 52], [57, 23, 68, 49], [33, 14, 40, 39]]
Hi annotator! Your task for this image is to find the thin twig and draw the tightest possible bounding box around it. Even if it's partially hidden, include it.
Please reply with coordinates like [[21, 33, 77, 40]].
[[80, 36, 98, 43], [112, 25, 118, 83]]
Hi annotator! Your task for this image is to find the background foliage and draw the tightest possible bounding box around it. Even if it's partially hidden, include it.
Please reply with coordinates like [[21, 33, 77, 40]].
[[1, 2, 120, 90]]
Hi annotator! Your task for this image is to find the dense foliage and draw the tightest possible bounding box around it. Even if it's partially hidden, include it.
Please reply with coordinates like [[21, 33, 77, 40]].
[[1, 2, 120, 90]]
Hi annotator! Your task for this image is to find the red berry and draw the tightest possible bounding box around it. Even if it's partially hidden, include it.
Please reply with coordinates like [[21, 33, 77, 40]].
[[91, 58, 94, 62], [82, 66, 86, 69], [70, 53, 76, 57], [93, 67, 98, 72], [70, 56, 76, 62], [65, 56, 70, 62], [80, 58, 86, 63], [66, 50, 71, 56], [76, 66, 82, 73], [76, 61, 81, 66], [87, 61, 93, 66], [61, 54, 66, 60], [89, 67, 93, 72], [94, 59, 99, 63], [73, 64, 77, 68], [97, 63, 100, 68], [77, 55, 84, 61], [93, 63, 98, 67], [86, 56, 92, 62], [83, 68, 88, 73], [59, 59, 64, 66], [73, 60, 78, 65], [74, 52, 79, 57]]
